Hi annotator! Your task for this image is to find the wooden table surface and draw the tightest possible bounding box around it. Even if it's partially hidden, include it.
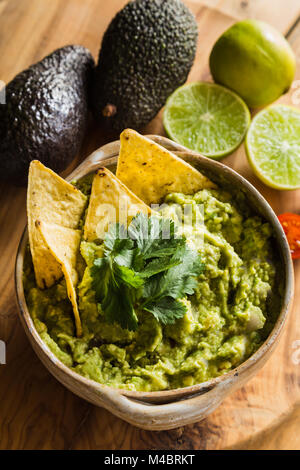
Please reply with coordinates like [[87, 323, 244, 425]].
[[1, 0, 300, 450]]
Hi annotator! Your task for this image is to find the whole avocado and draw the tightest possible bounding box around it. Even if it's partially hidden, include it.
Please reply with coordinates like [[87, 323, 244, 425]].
[[92, 0, 198, 132], [0, 45, 94, 185]]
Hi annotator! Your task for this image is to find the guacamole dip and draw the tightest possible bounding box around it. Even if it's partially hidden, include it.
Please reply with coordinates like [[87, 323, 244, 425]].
[[24, 181, 280, 392]]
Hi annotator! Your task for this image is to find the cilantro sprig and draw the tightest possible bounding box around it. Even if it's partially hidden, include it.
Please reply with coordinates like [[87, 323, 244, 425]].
[[91, 214, 204, 331]]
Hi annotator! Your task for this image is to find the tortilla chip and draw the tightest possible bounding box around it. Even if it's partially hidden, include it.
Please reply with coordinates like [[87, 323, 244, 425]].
[[84, 167, 152, 241], [116, 129, 216, 205], [36, 220, 82, 337], [27, 160, 87, 289]]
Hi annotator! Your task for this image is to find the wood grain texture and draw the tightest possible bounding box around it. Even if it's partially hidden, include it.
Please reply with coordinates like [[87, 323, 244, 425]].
[[192, 0, 300, 33], [0, 0, 300, 450]]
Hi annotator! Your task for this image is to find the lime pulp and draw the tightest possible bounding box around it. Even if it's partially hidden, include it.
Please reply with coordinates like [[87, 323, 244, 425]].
[[163, 82, 250, 159], [246, 105, 300, 190]]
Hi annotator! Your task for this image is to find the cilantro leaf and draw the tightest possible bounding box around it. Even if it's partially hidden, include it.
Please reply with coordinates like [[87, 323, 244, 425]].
[[142, 246, 204, 301], [100, 282, 138, 331], [129, 214, 186, 263], [114, 264, 144, 289], [90, 214, 204, 331], [91, 223, 143, 331], [143, 297, 187, 325], [103, 223, 134, 266], [91, 258, 141, 331], [139, 255, 181, 278], [140, 246, 204, 324], [162, 247, 204, 298], [91, 257, 111, 304]]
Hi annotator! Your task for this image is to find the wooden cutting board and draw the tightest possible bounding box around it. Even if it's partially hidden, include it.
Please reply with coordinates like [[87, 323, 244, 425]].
[[0, 0, 300, 450]]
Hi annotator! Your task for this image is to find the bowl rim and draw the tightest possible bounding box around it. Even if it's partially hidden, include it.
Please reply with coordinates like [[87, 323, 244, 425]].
[[15, 135, 294, 401]]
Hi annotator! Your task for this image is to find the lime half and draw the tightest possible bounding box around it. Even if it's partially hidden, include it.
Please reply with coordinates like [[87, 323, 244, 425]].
[[246, 105, 300, 190], [163, 82, 250, 159]]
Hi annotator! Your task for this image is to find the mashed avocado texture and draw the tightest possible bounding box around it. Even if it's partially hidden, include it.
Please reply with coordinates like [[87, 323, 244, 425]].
[[24, 184, 279, 391]]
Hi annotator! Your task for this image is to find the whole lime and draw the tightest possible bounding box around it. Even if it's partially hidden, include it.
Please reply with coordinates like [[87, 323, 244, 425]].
[[209, 19, 296, 108]]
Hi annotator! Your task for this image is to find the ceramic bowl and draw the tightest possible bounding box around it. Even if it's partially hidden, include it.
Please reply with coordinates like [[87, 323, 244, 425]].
[[15, 136, 294, 430]]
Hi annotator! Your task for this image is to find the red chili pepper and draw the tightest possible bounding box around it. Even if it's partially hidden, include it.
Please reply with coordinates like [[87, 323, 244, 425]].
[[278, 213, 300, 260]]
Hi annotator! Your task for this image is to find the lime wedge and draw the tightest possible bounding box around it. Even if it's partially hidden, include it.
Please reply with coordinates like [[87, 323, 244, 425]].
[[246, 105, 300, 190], [163, 82, 250, 159]]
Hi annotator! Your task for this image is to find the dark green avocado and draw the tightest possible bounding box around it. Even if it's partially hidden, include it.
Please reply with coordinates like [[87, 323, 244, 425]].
[[91, 0, 198, 132], [0, 45, 94, 185]]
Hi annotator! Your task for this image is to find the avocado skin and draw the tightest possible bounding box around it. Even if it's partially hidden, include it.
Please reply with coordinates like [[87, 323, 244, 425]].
[[92, 0, 198, 132], [0, 45, 94, 185]]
